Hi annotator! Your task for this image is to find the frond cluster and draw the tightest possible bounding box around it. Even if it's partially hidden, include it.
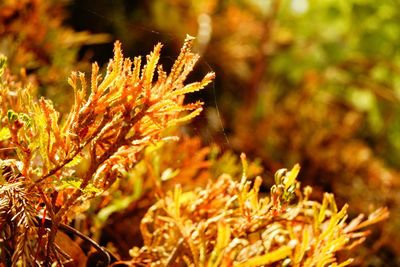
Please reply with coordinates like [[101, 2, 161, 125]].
[[0, 35, 214, 264], [128, 158, 389, 267], [0, 172, 38, 266]]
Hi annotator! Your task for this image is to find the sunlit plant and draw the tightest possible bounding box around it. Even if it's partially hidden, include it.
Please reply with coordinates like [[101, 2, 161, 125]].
[[126, 156, 388, 267], [0, 35, 214, 265]]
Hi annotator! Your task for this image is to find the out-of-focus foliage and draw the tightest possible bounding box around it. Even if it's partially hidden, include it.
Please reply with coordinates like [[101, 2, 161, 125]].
[[268, 0, 400, 166], [87, 0, 400, 168], [0, 0, 109, 108], [128, 0, 400, 164]]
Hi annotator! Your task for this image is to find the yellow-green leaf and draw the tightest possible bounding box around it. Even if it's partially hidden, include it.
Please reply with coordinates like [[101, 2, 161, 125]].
[[208, 221, 231, 267], [0, 127, 11, 141], [234, 246, 292, 267], [65, 155, 83, 168], [284, 164, 300, 191]]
